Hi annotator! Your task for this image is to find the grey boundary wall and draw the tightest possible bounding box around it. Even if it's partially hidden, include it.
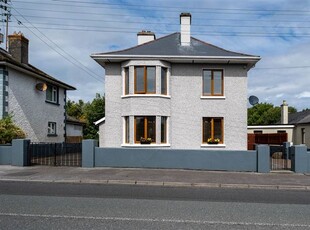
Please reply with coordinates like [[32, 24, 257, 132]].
[[0, 144, 12, 165], [0, 139, 30, 166], [82, 140, 271, 173]]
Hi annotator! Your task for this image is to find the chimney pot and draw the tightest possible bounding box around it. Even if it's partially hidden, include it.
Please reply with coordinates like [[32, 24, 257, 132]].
[[8, 31, 29, 64], [281, 100, 288, 124], [137, 31, 156, 45]]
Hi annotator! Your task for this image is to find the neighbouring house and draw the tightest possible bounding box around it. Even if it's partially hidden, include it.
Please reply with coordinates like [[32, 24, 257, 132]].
[[0, 32, 75, 142], [248, 100, 310, 147], [65, 116, 85, 143], [92, 13, 260, 150]]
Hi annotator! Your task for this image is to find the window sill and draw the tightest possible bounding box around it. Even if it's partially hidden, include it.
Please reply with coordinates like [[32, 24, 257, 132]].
[[45, 100, 60, 106], [122, 94, 171, 99], [200, 96, 226, 100], [121, 144, 171, 148], [47, 134, 58, 137], [201, 144, 226, 148]]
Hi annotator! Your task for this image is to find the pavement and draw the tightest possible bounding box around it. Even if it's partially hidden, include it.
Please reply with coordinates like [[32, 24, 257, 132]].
[[0, 165, 310, 191]]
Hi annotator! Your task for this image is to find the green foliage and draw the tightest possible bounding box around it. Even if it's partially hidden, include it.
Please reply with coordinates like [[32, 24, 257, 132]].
[[66, 93, 105, 140], [0, 116, 26, 144], [248, 103, 297, 125], [83, 94, 105, 139], [66, 99, 85, 120]]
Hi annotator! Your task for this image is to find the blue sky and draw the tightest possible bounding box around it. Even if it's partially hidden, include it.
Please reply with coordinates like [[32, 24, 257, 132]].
[[2, 0, 310, 110]]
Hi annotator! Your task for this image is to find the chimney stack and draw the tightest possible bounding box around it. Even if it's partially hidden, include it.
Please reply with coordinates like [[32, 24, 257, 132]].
[[180, 12, 191, 46], [8, 32, 29, 64], [281, 100, 288, 124], [137, 30, 156, 45]]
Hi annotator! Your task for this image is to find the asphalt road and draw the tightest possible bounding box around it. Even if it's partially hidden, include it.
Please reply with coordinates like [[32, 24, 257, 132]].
[[0, 181, 310, 229]]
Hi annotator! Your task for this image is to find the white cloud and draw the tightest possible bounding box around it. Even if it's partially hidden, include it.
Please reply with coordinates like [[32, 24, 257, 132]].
[[296, 91, 310, 99]]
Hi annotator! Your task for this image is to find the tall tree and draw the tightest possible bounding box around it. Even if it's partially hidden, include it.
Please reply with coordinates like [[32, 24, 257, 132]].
[[66, 99, 85, 120], [248, 103, 297, 125], [83, 94, 105, 139]]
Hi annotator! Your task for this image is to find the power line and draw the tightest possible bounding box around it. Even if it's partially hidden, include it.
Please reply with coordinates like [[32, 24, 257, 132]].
[[9, 24, 310, 38], [15, 0, 310, 14], [18, 14, 310, 24], [13, 6, 310, 17], [12, 7, 104, 83], [255, 66, 310, 70], [13, 19, 310, 30]]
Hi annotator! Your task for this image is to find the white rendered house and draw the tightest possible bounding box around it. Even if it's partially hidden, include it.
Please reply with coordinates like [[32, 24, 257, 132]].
[[92, 13, 260, 150], [0, 32, 75, 142]]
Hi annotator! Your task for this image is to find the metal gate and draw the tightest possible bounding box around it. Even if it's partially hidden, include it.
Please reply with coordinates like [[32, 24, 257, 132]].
[[28, 142, 82, 167], [270, 145, 291, 171]]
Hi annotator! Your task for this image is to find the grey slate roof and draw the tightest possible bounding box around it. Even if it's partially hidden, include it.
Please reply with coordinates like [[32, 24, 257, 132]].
[[94, 33, 258, 58], [0, 47, 75, 90], [288, 110, 310, 124]]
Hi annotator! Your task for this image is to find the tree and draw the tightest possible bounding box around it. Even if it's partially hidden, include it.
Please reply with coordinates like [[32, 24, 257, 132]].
[[248, 103, 297, 125], [83, 94, 105, 139], [66, 99, 85, 120], [66, 94, 105, 139], [0, 116, 26, 144]]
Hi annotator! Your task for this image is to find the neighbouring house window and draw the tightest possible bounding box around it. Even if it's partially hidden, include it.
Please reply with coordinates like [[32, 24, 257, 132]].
[[161, 116, 167, 143], [124, 67, 129, 95], [134, 116, 156, 143], [48, 122, 57, 136], [124, 116, 130, 143], [203, 70, 223, 96], [134, 66, 156, 94], [301, 128, 305, 144], [46, 84, 58, 103], [161, 67, 167, 95], [202, 117, 223, 143], [254, 130, 263, 134]]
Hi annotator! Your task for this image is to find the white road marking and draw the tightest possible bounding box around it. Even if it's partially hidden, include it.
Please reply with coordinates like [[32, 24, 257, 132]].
[[0, 212, 309, 227]]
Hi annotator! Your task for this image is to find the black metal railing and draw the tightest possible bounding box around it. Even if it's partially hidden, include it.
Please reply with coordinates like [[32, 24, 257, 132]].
[[28, 142, 82, 167]]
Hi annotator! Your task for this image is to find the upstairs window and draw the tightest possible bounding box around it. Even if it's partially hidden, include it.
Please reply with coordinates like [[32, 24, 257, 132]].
[[203, 70, 223, 96], [124, 67, 129, 95], [134, 66, 156, 94], [46, 84, 58, 104], [161, 67, 168, 95], [202, 117, 223, 144]]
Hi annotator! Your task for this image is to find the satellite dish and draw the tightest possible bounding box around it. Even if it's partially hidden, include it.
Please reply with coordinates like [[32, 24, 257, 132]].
[[249, 95, 259, 106], [35, 83, 47, 91]]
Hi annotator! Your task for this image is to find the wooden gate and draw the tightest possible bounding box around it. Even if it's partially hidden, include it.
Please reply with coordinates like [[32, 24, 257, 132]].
[[248, 133, 290, 171], [247, 133, 288, 150]]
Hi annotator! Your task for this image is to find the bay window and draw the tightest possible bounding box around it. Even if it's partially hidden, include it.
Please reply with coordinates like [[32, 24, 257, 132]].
[[134, 116, 156, 143], [202, 117, 223, 144], [134, 66, 156, 94]]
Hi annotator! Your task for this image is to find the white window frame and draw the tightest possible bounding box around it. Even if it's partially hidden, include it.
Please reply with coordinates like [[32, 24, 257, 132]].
[[48, 122, 57, 136], [46, 85, 58, 104]]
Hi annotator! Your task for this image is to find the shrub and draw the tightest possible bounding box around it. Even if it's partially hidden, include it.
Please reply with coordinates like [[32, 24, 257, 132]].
[[0, 116, 26, 144]]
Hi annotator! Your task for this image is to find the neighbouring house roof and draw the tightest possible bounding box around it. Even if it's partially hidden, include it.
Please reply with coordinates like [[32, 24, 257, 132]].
[[91, 33, 260, 68], [66, 116, 86, 126], [288, 110, 310, 125], [0, 48, 76, 90], [94, 117, 105, 125]]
